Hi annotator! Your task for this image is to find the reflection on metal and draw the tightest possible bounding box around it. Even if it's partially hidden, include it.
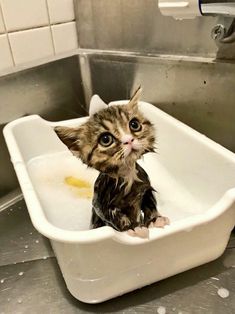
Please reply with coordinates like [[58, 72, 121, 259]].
[[211, 17, 235, 43], [74, 0, 235, 59], [1, 51, 235, 198], [85, 51, 235, 153], [0, 188, 23, 213], [0, 199, 53, 267], [79, 53, 93, 108], [201, 1, 235, 17], [75, 0, 217, 57], [0, 56, 86, 198]]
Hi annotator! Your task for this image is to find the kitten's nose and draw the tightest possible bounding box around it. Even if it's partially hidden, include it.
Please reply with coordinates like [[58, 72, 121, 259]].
[[122, 135, 134, 145]]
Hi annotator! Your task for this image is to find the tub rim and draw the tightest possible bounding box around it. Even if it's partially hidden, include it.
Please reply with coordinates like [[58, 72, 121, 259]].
[[3, 101, 235, 245]]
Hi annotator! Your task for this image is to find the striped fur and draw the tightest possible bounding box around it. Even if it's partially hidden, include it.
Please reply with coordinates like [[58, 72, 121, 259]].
[[55, 95, 155, 180], [55, 88, 161, 232]]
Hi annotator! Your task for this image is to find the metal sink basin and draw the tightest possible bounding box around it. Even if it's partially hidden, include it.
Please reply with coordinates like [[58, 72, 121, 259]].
[[1, 53, 235, 198], [0, 51, 235, 311]]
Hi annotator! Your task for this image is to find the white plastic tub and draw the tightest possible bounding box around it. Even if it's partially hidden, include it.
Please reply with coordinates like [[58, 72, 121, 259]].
[[3, 101, 235, 304]]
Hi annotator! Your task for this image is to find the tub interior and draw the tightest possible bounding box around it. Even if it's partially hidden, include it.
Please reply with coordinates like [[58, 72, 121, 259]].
[[26, 151, 208, 232], [11, 103, 235, 232]]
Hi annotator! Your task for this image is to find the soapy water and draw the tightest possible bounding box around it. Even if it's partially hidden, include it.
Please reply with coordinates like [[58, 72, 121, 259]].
[[27, 151, 205, 232], [27, 152, 97, 231], [157, 306, 166, 314], [217, 287, 230, 298], [139, 153, 205, 220]]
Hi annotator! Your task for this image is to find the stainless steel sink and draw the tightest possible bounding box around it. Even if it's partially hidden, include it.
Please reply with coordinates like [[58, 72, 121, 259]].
[[1, 52, 235, 198], [0, 0, 235, 311]]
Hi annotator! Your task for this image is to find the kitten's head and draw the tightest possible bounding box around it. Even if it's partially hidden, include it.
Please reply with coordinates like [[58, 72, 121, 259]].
[[55, 87, 155, 175]]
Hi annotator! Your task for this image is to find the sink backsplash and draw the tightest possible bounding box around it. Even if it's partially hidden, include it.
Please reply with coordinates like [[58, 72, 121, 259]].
[[0, 0, 235, 199], [0, 0, 78, 75]]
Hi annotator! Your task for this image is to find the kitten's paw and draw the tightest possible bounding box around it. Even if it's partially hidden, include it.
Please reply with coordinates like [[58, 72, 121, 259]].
[[150, 216, 170, 228], [127, 226, 149, 239]]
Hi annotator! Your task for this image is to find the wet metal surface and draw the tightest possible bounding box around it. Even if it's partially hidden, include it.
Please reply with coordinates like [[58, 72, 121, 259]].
[[75, 0, 217, 57], [87, 53, 235, 153], [0, 56, 86, 198], [0, 199, 54, 267], [0, 199, 234, 313]]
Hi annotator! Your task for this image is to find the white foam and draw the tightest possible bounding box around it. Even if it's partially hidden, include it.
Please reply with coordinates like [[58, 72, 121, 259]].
[[157, 306, 166, 314], [217, 287, 229, 298], [139, 153, 205, 221], [27, 151, 205, 233], [27, 152, 98, 231]]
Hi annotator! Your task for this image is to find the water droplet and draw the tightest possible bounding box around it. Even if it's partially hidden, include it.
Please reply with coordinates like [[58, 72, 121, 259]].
[[43, 256, 47, 260], [29, 232, 33, 235], [217, 287, 229, 298], [157, 306, 166, 314], [18, 272, 24, 276], [17, 298, 23, 304], [35, 240, 39, 243], [0, 279, 4, 283], [24, 245, 29, 249]]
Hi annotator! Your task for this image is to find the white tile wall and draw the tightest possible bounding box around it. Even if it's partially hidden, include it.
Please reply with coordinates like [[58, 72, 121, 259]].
[[9, 27, 54, 65], [1, 0, 49, 32], [0, 0, 78, 74], [47, 0, 75, 24], [0, 6, 5, 33], [52, 22, 78, 54], [0, 34, 14, 71]]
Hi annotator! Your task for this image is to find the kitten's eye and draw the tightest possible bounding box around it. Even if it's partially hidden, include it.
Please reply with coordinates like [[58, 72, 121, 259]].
[[99, 132, 114, 147], [129, 118, 142, 132]]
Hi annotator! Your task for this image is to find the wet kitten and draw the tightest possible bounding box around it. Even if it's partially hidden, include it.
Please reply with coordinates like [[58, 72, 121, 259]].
[[55, 87, 169, 237]]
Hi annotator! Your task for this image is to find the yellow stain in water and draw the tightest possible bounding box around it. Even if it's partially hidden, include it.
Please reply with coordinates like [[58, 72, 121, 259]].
[[77, 189, 93, 199], [64, 176, 92, 199], [65, 176, 91, 188]]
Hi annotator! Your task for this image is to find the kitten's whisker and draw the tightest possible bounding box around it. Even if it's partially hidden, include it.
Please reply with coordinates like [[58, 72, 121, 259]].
[[116, 148, 125, 160]]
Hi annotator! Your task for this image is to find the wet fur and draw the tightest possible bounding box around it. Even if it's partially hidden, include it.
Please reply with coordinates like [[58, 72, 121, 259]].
[[91, 164, 159, 231], [55, 88, 161, 231]]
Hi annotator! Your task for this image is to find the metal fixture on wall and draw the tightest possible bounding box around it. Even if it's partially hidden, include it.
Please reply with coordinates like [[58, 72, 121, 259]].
[[211, 17, 235, 42], [158, 0, 235, 19], [158, 0, 235, 43]]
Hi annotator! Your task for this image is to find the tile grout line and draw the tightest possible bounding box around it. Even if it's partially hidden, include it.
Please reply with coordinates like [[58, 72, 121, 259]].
[[1, 20, 76, 34], [45, 0, 56, 55], [73, 0, 81, 49], [0, 0, 76, 71], [0, 2, 15, 66]]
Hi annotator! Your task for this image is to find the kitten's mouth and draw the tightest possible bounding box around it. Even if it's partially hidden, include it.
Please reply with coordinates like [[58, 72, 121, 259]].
[[124, 146, 141, 158]]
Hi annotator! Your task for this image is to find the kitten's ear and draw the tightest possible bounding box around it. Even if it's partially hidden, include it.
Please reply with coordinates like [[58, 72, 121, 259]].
[[54, 126, 79, 151], [89, 94, 107, 116], [127, 86, 142, 109]]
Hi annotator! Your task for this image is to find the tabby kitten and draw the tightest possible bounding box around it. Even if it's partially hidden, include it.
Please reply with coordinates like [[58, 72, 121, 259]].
[[55, 87, 169, 237]]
